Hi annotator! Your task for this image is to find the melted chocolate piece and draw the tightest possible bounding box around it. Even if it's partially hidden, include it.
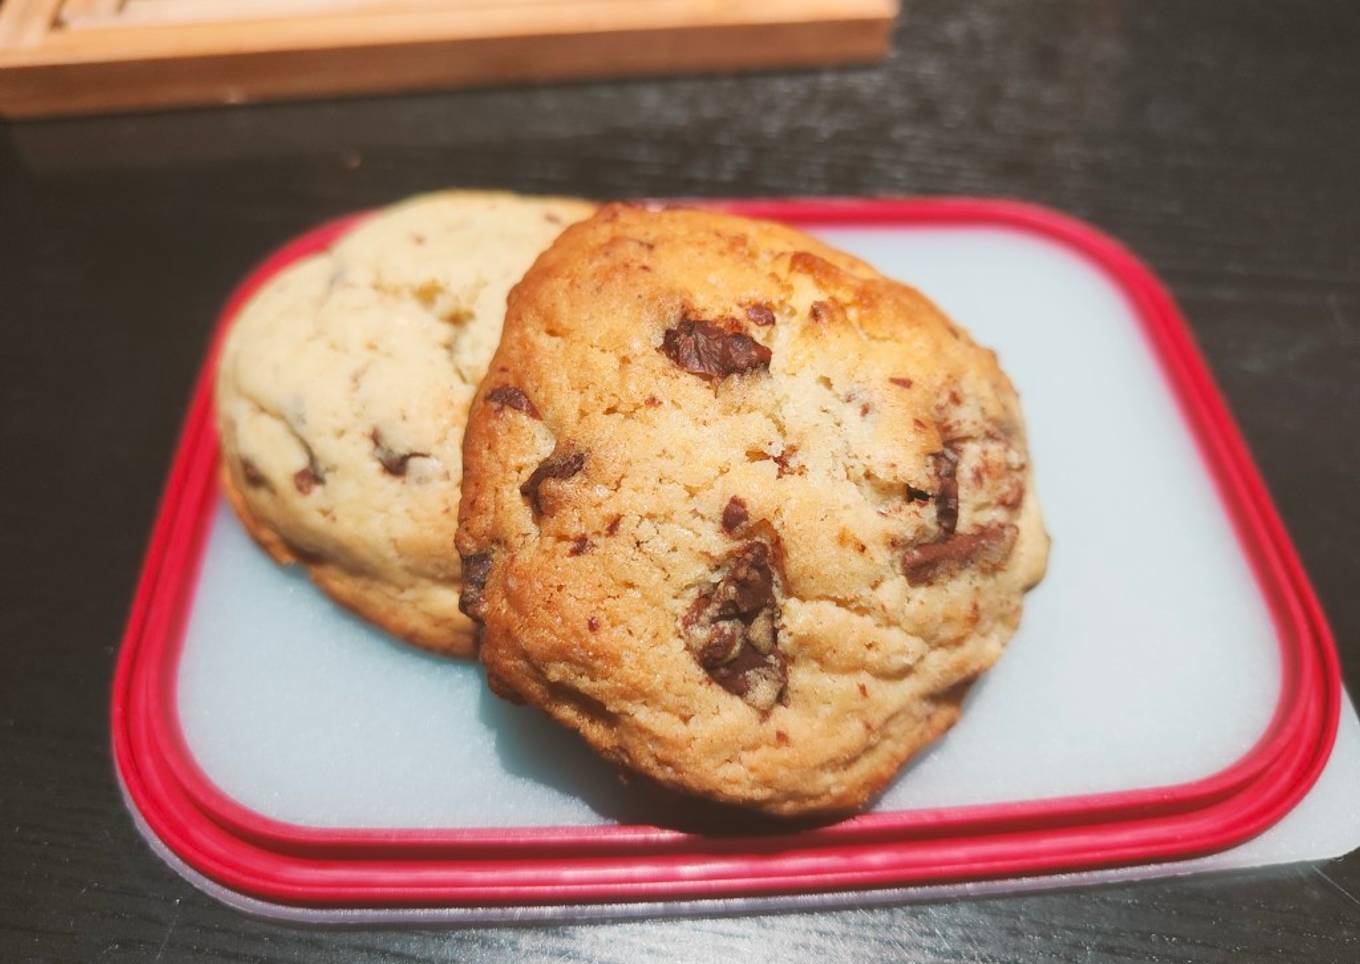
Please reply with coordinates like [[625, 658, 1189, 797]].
[[292, 467, 320, 494], [486, 385, 540, 419], [745, 303, 776, 326], [371, 430, 429, 477], [901, 524, 1016, 585], [241, 459, 270, 489], [681, 542, 786, 710], [931, 449, 960, 536], [721, 496, 749, 534], [458, 551, 493, 620], [707, 643, 787, 701], [660, 318, 771, 379], [520, 450, 586, 515]]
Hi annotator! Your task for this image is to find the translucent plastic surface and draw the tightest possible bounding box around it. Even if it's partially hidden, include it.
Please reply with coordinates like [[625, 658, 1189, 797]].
[[179, 225, 1281, 828]]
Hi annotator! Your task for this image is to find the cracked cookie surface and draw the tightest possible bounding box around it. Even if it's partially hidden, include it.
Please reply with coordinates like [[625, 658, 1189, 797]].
[[456, 204, 1049, 813], [215, 190, 595, 656]]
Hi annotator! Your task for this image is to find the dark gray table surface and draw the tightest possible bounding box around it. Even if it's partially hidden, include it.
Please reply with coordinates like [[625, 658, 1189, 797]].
[[2, 1, 1358, 960]]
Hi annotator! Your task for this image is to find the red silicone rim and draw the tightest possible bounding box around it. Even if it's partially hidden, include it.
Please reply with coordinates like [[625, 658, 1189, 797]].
[[110, 197, 1341, 908]]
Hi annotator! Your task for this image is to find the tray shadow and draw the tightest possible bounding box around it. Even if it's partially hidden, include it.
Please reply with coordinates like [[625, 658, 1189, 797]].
[[474, 681, 851, 836], [473, 669, 980, 836]]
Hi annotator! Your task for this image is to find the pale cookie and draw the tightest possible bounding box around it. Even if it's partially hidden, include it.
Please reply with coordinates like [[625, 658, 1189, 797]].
[[216, 191, 596, 656], [456, 204, 1049, 815]]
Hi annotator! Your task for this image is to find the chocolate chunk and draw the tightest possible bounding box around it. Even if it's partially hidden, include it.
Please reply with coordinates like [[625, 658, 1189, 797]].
[[292, 467, 320, 495], [721, 496, 749, 534], [371, 430, 428, 477], [680, 542, 786, 710], [707, 645, 787, 704], [520, 450, 586, 516], [711, 542, 775, 619], [659, 318, 771, 379], [458, 551, 493, 619], [931, 449, 960, 536], [745, 303, 776, 326], [773, 447, 799, 478], [241, 459, 270, 489], [698, 621, 745, 668], [487, 385, 540, 419], [901, 524, 1017, 585], [905, 484, 931, 503]]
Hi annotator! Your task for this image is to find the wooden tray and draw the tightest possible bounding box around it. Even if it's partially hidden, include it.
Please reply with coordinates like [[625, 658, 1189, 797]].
[[0, 0, 897, 118]]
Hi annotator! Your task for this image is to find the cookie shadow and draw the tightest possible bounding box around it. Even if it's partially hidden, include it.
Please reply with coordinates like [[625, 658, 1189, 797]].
[[475, 682, 841, 836]]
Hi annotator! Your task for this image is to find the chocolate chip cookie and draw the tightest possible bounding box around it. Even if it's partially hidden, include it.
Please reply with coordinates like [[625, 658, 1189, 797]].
[[216, 191, 595, 656], [457, 204, 1049, 815]]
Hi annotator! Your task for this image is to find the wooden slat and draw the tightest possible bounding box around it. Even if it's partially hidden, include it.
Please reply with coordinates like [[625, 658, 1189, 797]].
[[57, 0, 123, 25], [0, 0, 64, 45], [0, 0, 897, 117]]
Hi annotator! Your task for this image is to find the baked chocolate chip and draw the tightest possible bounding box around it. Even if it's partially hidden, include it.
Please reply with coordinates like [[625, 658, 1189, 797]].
[[371, 430, 429, 477], [901, 524, 1016, 585], [458, 551, 493, 619], [568, 535, 592, 556], [587, 616, 600, 632], [487, 385, 540, 419], [241, 459, 270, 489], [931, 449, 960, 536], [660, 318, 771, 379], [906, 484, 931, 503], [520, 450, 586, 516], [721, 496, 749, 534], [605, 515, 622, 536], [773, 447, 799, 478], [890, 376, 914, 389], [711, 542, 775, 619], [809, 301, 832, 324], [745, 303, 776, 326], [293, 467, 320, 495], [707, 644, 787, 703], [681, 542, 786, 710]]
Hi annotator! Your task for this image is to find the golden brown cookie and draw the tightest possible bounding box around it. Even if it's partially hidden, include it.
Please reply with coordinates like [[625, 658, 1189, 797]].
[[215, 191, 595, 656], [456, 203, 1049, 814]]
